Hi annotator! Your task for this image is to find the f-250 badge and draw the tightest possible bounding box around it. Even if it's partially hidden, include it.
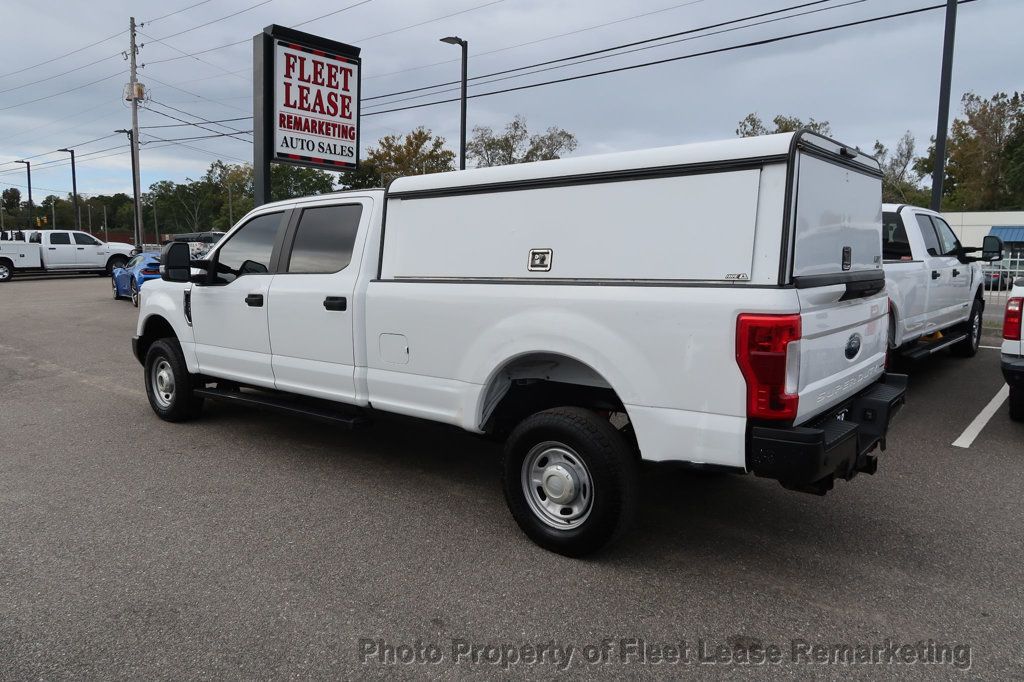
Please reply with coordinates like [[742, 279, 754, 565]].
[[528, 248, 552, 272]]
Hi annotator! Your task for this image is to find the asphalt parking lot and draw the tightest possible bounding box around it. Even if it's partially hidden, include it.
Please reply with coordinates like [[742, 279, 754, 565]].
[[1, 275, 1022, 678]]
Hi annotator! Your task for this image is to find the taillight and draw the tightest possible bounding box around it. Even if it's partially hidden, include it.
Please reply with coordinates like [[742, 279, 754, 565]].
[[736, 313, 801, 420], [1005, 298, 1023, 341], [141, 268, 159, 275]]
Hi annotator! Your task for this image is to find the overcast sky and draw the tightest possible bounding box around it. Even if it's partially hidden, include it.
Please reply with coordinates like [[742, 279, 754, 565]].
[[0, 0, 1020, 201]]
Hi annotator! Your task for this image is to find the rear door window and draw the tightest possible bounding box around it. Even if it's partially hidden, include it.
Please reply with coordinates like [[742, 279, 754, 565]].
[[915, 215, 942, 257], [286, 204, 362, 274], [49, 233, 71, 245], [882, 212, 913, 260]]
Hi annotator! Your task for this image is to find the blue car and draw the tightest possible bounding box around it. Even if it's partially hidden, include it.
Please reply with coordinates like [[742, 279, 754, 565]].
[[112, 251, 161, 307]]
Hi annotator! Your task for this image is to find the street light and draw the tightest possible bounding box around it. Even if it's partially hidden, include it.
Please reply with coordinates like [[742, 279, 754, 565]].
[[440, 36, 468, 170], [14, 160, 32, 228], [116, 128, 142, 247], [57, 148, 81, 230]]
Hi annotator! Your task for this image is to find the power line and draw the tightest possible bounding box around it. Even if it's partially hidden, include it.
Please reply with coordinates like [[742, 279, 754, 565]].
[[0, 70, 125, 112], [147, 98, 253, 136], [141, 116, 253, 129], [0, 52, 122, 96], [363, 0, 977, 117], [363, 0, 712, 82], [140, 130, 254, 144], [144, 74, 251, 113], [0, 30, 126, 80], [355, 0, 506, 42], [151, 0, 275, 41], [363, 0, 841, 104], [143, 105, 253, 142], [139, 30, 251, 82], [145, 0, 217, 24], [143, 134, 251, 163], [364, 0, 862, 110]]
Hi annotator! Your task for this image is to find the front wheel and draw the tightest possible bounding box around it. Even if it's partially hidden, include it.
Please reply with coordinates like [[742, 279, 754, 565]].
[[503, 407, 638, 557], [1010, 387, 1024, 423], [951, 300, 982, 358], [111, 276, 121, 299], [106, 255, 127, 276], [130, 279, 139, 307], [144, 338, 204, 422]]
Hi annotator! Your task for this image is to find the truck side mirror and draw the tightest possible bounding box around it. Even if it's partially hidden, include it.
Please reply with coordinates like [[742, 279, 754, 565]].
[[160, 241, 192, 282], [982, 235, 1003, 262]]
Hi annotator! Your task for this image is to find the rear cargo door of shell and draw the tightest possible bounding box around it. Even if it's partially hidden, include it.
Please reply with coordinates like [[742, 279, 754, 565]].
[[789, 138, 888, 424]]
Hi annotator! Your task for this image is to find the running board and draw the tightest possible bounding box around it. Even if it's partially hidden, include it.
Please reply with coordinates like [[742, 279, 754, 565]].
[[902, 332, 968, 361], [194, 387, 372, 429]]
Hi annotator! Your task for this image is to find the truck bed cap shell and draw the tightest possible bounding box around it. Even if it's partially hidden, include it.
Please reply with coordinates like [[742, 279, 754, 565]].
[[388, 131, 878, 196]]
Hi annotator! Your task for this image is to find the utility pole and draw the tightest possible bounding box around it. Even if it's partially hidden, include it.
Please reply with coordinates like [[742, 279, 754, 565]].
[[227, 183, 233, 224], [930, 0, 958, 211], [88, 204, 93, 233], [15, 160, 32, 228], [440, 36, 468, 170], [51, 202, 56, 228], [127, 16, 144, 247], [153, 200, 159, 245], [103, 205, 108, 242], [57, 148, 80, 229]]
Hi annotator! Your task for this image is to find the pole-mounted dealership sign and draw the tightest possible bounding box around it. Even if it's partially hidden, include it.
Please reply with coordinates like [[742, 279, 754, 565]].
[[253, 25, 361, 206]]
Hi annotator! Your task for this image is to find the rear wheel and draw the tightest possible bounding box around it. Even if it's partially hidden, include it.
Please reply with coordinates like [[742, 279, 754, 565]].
[[952, 300, 982, 358], [144, 338, 204, 422], [503, 407, 638, 557], [1010, 387, 1024, 422], [0, 259, 12, 282]]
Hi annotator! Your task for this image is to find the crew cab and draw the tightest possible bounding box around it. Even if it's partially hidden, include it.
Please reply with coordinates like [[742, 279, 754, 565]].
[[1002, 279, 1024, 421], [883, 205, 1003, 360], [0, 229, 134, 282], [133, 131, 907, 556]]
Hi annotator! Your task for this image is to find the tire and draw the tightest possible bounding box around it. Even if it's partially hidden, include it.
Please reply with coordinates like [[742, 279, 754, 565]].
[[111, 276, 121, 299], [106, 255, 127, 276], [951, 300, 982, 358], [130, 278, 139, 307], [0, 259, 12, 282], [144, 338, 204, 422], [1010, 387, 1024, 423], [503, 407, 638, 557]]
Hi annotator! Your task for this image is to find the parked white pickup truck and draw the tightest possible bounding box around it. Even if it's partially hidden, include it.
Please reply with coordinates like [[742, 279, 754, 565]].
[[0, 229, 134, 282], [134, 131, 907, 555], [883, 204, 1003, 360], [1001, 280, 1024, 421]]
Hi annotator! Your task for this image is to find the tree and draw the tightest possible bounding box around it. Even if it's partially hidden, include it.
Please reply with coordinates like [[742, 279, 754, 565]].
[[873, 132, 929, 205], [937, 92, 1023, 210], [341, 127, 455, 187], [735, 113, 831, 137], [2, 187, 21, 215], [466, 115, 578, 167]]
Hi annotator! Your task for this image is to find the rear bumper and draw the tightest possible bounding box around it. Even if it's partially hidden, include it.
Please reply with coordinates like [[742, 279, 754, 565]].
[[1002, 355, 1024, 388], [746, 373, 908, 494]]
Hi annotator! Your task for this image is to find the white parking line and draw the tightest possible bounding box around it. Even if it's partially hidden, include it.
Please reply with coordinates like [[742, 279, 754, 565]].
[[952, 385, 1010, 449], [980, 345, 1003, 350]]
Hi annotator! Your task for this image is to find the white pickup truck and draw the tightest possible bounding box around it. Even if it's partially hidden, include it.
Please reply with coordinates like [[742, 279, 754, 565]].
[[1001, 280, 1023, 421], [0, 229, 135, 282], [134, 131, 907, 556], [883, 204, 1003, 360]]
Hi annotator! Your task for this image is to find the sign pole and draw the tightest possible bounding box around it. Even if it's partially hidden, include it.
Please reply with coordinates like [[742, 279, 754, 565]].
[[253, 30, 274, 208]]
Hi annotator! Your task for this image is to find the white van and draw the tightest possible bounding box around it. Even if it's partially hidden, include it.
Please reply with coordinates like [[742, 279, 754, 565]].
[[134, 131, 906, 556]]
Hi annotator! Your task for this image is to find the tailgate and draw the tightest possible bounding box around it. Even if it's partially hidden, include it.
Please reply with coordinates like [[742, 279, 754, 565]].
[[795, 288, 888, 424]]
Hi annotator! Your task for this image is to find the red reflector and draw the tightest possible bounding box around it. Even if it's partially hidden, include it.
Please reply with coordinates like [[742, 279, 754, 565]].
[[1005, 298, 1023, 341], [736, 313, 801, 420]]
